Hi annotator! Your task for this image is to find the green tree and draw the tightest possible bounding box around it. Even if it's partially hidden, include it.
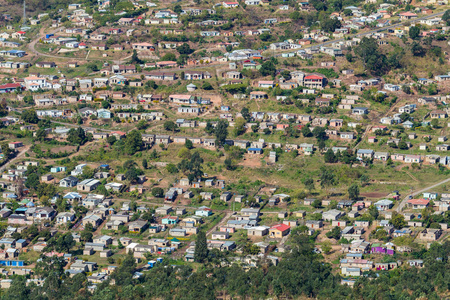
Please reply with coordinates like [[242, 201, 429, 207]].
[[151, 187, 164, 197], [35, 128, 47, 142], [354, 37, 389, 76], [259, 61, 277, 77], [194, 231, 208, 262], [409, 26, 420, 40], [215, 120, 229, 146], [202, 82, 213, 90], [301, 126, 312, 137], [398, 140, 408, 150], [224, 158, 234, 170], [164, 120, 177, 132], [233, 117, 246, 136], [312, 199, 322, 208], [391, 213, 406, 229], [326, 226, 341, 240], [205, 121, 214, 134], [21, 109, 39, 123], [321, 241, 332, 254], [142, 158, 148, 169], [161, 52, 176, 61], [125, 168, 141, 183], [136, 119, 148, 130], [241, 107, 251, 122], [324, 148, 337, 163], [67, 127, 87, 145], [130, 49, 142, 64], [321, 17, 341, 33], [25, 173, 40, 190], [443, 9, 450, 25], [177, 43, 194, 55], [166, 163, 178, 173], [304, 177, 315, 194], [185, 139, 193, 149], [80, 230, 93, 243], [320, 167, 336, 196], [312, 126, 326, 140], [411, 42, 426, 57], [431, 119, 439, 129], [55, 232, 75, 253], [111, 252, 136, 287], [124, 130, 142, 155], [348, 184, 359, 200]]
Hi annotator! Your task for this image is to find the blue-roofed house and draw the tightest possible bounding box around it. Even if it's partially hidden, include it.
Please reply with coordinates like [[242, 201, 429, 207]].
[[248, 148, 263, 154], [435, 74, 450, 82], [63, 192, 83, 202]]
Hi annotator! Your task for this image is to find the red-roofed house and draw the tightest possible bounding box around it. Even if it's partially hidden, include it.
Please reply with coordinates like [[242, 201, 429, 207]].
[[8, 141, 23, 149], [0, 83, 21, 93], [222, 1, 239, 8], [407, 199, 430, 209], [371, 125, 388, 132], [304, 74, 325, 89], [111, 131, 126, 139], [269, 224, 291, 238]]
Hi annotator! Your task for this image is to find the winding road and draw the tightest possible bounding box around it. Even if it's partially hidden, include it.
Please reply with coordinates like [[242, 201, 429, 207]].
[[396, 177, 450, 212]]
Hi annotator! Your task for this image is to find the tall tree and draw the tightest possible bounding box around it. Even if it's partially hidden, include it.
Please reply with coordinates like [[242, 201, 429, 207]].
[[194, 231, 208, 263], [320, 167, 336, 196], [215, 120, 229, 146], [241, 107, 251, 122], [21, 109, 39, 123], [67, 127, 87, 145], [304, 177, 315, 194], [354, 37, 389, 76], [124, 130, 142, 155], [409, 26, 420, 40], [324, 149, 337, 163], [348, 184, 359, 200]]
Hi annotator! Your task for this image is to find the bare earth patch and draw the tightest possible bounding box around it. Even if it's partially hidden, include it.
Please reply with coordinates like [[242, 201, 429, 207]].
[[50, 145, 76, 153], [361, 192, 388, 199], [238, 155, 262, 168]]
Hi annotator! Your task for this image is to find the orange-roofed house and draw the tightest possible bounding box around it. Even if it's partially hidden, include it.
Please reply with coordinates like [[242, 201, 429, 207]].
[[407, 199, 430, 209], [269, 224, 291, 238], [399, 12, 417, 20], [156, 61, 177, 68]]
